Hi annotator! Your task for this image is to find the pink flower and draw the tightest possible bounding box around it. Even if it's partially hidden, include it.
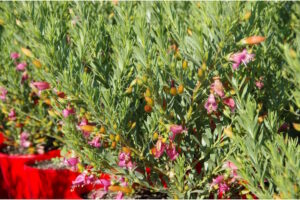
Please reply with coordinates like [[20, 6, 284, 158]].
[[96, 179, 111, 191], [64, 157, 79, 170], [210, 78, 224, 98], [32, 81, 50, 91], [223, 161, 240, 181], [0, 87, 7, 101], [170, 125, 185, 141], [116, 192, 124, 200], [88, 136, 101, 148], [255, 81, 264, 89], [36, 145, 45, 154], [204, 94, 218, 114], [8, 109, 16, 121], [118, 152, 135, 169], [223, 97, 236, 112], [223, 161, 238, 171], [230, 49, 255, 70], [62, 107, 76, 118], [72, 173, 86, 187], [218, 183, 230, 198], [166, 143, 179, 161], [154, 139, 165, 158], [16, 62, 27, 71], [10, 52, 20, 60], [212, 175, 224, 185], [21, 71, 29, 84], [20, 132, 31, 148], [77, 118, 91, 138]]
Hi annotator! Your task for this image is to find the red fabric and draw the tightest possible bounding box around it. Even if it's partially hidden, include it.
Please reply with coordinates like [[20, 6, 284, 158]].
[[0, 149, 60, 198], [24, 162, 80, 199]]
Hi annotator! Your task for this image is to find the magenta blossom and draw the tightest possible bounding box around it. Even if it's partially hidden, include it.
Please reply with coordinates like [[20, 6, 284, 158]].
[[0, 87, 7, 101], [211, 78, 225, 98], [95, 179, 111, 191], [32, 81, 50, 91], [10, 52, 20, 60], [204, 94, 218, 114], [8, 109, 16, 121], [118, 152, 135, 169], [77, 118, 91, 138], [16, 62, 27, 71], [255, 81, 264, 89], [116, 192, 124, 200], [223, 97, 236, 112], [212, 175, 224, 186], [166, 143, 179, 161], [223, 161, 239, 180], [229, 49, 255, 70], [20, 132, 31, 148], [21, 71, 29, 84], [88, 136, 101, 148], [154, 139, 165, 158], [64, 157, 79, 171], [72, 172, 96, 188], [72, 173, 86, 187], [170, 125, 185, 141], [62, 107, 76, 118]]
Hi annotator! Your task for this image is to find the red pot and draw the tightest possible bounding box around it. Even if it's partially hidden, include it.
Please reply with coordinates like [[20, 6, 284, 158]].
[[0, 134, 8, 198], [0, 149, 60, 198], [24, 160, 80, 199]]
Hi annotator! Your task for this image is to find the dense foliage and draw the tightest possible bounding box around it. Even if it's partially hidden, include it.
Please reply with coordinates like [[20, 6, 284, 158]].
[[0, 1, 299, 199]]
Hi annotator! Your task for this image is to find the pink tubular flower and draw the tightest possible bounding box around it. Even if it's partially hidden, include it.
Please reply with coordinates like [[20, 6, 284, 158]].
[[0, 87, 7, 101], [72, 173, 86, 187], [204, 94, 218, 114], [20, 132, 31, 148], [255, 81, 264, 90], [154, 139, 166, 158], [8, 109, 16, 121], [21, 71, 29, 84], [16, 62, 27, 71], [10, 52, 20, 60], [170, 125, 185, 141], [64, 157, 79, 171], [223, 97, 236, 112], [229, 49, 255, 70], [77, 118, 91, 138], [223, 161, 239, 180], [211, 78, 225, 98], [88, 136, 101, 148], [116, 192, 124, 200], [118, 152, 135, 169], [166, 143, 179, 161], [212, 175, 224, 186], [62, 107, 76, 118], [32, 81, 50, 91]]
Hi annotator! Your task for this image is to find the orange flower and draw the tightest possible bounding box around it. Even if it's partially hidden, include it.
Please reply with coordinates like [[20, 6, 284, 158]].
[[240, 36, 266, 45]]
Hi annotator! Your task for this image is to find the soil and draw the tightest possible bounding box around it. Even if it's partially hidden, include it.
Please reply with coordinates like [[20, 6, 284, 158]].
[[30, 159, 67, 170], [82, 188, 168, 199]]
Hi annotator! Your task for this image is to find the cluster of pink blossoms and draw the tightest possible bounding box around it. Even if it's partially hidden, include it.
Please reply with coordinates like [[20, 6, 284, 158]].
[[10, 52, 29, 83], [118, 152, 135, 169], [0, 87, 7, 101], [20, 132, 31, 148], [64, 157, 79, 171], [152, 125, 185, 161], [211, 161, 240, 198], [205, 77, 236, 114]]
